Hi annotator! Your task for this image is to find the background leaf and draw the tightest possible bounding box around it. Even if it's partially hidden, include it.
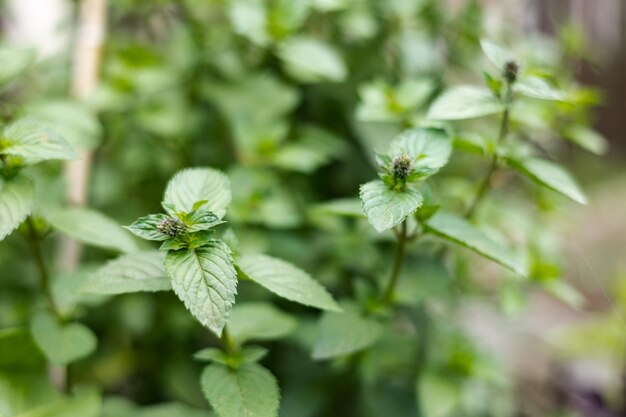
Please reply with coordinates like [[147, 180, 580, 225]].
[[425, 212, 527, 276], [82, 251, 170, 294], [227, 302, 297, 344], [30, 311, 97, 366], [427, 86, 504, 120], [507, 157, 587, 204], [277, 37, 347, 82], [237, 254, 340, 311], [312, 307, 384, 359], [45, 207, 139, 253]]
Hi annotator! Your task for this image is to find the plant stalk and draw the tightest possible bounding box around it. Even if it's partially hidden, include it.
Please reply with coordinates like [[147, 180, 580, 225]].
[[380, 220, 408, 305], [221, 326, 237, 354], [26, 217, 61, 318], [464, 84, 513, 219]]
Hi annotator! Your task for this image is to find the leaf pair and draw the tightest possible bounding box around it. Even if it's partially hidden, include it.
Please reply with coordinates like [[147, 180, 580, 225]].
[[126, 202, 224, 251], [360, 128, 452, 232]]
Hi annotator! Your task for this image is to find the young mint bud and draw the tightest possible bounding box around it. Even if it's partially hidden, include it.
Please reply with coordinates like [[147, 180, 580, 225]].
[[503, 60, 519, 84], [391, 154, 413, 181], [157, 216, 187, 237]]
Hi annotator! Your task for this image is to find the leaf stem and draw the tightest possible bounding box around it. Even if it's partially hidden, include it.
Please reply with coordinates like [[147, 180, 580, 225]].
[[26, 217, 61, 318], [464, 84, 513, 219], [221, 326, 237, 354], [380, 220, 408, 305]]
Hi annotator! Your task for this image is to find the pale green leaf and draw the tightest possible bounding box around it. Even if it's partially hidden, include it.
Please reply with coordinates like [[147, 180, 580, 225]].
[[164, 241, 237, 336], [1, 119, 76, 164], [24, 100, 102, 151], [201, 363, 279, 417], [310, 198, 365, 218], [514, 76, 568, 101], [312, 307, 384, 359], [359, 180, 423, 232], [0, 175, 34, 241], [427, 86, 504, 120], [387, 128, 452, 172], [418, 372, 460, 417], [563, 125, 608, 155], [425, 212, 527, 276], [45, 207, 139, 253], [0, 47, 34, 85], [228, 302, 297, 344], [237, 254, 340, 311], [480, 39, 515, 70], [507, 157, 587, 204], [164, 168, 231, 219], [30, 311, 97, 366], [278, 37, 347, 83], [82, 251, 170, 294]]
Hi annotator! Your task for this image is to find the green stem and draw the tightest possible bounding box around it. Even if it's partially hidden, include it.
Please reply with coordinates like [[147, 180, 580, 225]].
[[464, 85, 513, 219], [413, 304, 430, 417], [26, 217, 61, 318], [380, 220, 408, 305], [221, 326, 237, 354]]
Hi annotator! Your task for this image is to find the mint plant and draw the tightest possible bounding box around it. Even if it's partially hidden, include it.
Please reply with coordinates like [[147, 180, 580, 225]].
[[95, 167, 339, 416]]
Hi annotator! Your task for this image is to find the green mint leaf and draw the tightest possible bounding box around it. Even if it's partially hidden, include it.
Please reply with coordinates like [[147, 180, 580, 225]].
[[0, 174, 34, 241], [125, 214, 171, 241], [186, 230, 217, 250], [45, 207, 140, 253], [425, 211, 527, 276], [81, 251, 170, 294], [228, 302, 297, 344], [480, 39, 516, 70], [201, 362, 280, 417], [312, 305, 384, 360], [514, 76, 568, 101], [160, 238, 188, 251], [164, 168, 232, 219], [277, 37, 347, 83], [387, 128, 452, 174], [236, 254, 340, 312], [507, 157, 587, 204], [359, 180, 424, 232], [30, 311, 97, 365], [186, 209, 225, 232], [164, 240, 237, 336], [427, 86, 505, 120], [1, 118, 76, 165]]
